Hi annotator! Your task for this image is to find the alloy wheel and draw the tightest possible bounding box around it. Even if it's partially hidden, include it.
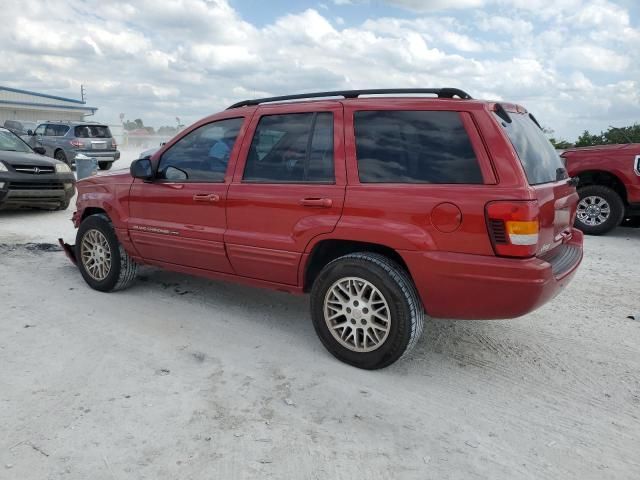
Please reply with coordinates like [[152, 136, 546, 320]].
[[80, 229, 112, 281], [577, 195, 611, 226], [323, 276, 391, 353]]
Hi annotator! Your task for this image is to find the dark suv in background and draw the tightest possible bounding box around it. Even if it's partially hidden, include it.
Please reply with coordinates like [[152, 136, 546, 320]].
[[3, 119, 38, 138], [28, 121, 120, 170]]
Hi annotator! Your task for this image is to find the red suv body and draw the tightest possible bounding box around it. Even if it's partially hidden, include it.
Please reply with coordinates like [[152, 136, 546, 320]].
[[561, 143, 640, 234], [62, 89, 583, 369]]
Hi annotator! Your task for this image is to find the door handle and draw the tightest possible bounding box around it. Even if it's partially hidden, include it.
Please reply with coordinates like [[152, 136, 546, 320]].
[[193, 193, 220, 203], [300, 197, 332, 208]]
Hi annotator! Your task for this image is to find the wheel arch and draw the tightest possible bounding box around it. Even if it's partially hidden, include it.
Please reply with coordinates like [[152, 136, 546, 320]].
[[81, 206, 109, 222], [302, 239, 412, 292], [575, 170, 628, 204]]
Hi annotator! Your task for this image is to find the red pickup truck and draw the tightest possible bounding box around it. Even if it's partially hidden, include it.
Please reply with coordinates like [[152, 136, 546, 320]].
[[61, 89, 583, 369], [562, 143, 640, 234]]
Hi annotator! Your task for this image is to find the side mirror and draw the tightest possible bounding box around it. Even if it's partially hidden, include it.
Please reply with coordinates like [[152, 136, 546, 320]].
[[27, 129, 33, 136], [130, 157, 153, 181], [33, 146, 46, 155]]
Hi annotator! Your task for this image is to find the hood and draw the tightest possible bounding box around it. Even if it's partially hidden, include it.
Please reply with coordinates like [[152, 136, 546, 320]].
[[138, 147, 160, 159], [0, 150, 65, 167], [562, 143, 640, 155], [77, 168, 132, 186]]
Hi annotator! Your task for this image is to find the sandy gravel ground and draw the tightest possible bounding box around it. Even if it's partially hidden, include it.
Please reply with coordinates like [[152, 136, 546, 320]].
[[0, 177, 638, 479]]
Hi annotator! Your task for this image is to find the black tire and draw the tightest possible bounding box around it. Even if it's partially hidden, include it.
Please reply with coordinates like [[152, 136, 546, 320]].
[[75, 214, 137, 292], [54, 149, 68, 165], [310, 252, 425, 369], [56, 198, 71, 211], [98, 161, 113, 171], [575, 185, 624, 235]]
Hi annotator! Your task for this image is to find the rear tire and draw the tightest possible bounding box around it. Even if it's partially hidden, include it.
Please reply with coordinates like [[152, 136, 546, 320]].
[[575, 185, 624, 235], [98, 161, 113, 171], [310, 252, 425, 369], [75, 214, 137, 292]]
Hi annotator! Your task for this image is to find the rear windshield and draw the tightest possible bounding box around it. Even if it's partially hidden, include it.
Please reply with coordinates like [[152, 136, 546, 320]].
[[75, 125, 112, 138], [495, 112, 567, 185]]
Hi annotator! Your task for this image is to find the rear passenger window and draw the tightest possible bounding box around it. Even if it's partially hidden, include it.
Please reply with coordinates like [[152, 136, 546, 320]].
[[243, 112, 334, 183], [354, 111, 483, 184]]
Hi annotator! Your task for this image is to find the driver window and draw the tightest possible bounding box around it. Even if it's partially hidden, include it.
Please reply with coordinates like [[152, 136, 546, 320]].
[[34, 124, 46, 136], [157, 117, 244, 182]]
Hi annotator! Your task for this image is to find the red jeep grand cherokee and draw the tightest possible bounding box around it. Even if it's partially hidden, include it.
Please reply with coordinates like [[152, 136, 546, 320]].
[[61, 89, 583, 369]]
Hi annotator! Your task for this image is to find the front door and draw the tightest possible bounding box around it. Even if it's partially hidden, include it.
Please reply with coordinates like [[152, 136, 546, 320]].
[[128, 117, 246, 273], [225, 102, 346, 285]]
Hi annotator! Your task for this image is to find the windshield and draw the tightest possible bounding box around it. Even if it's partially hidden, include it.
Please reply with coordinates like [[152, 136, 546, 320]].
[[495, 112, 567, 185], [0, 129, 32, 153], [75, 125, 112, 138]]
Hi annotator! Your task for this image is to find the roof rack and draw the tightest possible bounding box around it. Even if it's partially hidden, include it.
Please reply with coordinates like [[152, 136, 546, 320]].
[[227, 88, 472, 109]]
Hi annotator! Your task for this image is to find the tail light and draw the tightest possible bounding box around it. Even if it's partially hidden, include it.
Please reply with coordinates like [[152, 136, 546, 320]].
[[486, 201, 539, 258], [70, 139, 83, 148], [112, 139, 117, 149]]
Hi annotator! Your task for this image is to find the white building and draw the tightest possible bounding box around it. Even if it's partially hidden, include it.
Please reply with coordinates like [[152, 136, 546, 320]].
[[0, 85, 97, 124]]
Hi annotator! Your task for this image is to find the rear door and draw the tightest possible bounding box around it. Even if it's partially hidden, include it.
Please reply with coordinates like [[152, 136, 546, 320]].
[[225, 102, 346, 285], [494, 110, 578, 253], [74, 125, 114, 152]]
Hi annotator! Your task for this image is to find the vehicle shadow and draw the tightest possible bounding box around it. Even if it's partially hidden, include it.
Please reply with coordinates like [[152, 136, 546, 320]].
[[125, 265, 549, 376]]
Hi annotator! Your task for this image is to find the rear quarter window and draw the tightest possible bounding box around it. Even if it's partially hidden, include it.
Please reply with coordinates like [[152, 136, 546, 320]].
[[494, 112, 566, 185], [354, 110, 483, 184]]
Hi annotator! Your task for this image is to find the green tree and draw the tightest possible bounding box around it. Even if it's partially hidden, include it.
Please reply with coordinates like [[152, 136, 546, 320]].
[[543, 127, 573, 149], [574, 130, 605, 147]]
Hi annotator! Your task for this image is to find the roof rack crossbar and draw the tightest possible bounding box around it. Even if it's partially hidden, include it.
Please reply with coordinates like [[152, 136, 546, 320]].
[[227, 88, 472, 109]]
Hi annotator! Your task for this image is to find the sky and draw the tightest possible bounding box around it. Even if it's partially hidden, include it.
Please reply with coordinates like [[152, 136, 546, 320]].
[[2, 0, 639, 140]]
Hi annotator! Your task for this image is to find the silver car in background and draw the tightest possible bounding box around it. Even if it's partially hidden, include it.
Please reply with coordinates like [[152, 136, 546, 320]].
[[27, 121, 121, 170]]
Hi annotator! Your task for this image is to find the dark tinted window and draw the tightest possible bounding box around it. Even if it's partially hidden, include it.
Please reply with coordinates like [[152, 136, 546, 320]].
[[158, 118, 243, 182], [495, 112, 567, 185], [354, 111, 483, 184], [74, 125, 112, 138], [243, 112, 334, 183], [54, 125, 69, 136], [0, 129, 31, 153]]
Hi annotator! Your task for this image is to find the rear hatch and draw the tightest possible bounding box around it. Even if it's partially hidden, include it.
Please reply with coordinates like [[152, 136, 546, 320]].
[[74, 125, 116, 151], [492, 108, 578, 257]]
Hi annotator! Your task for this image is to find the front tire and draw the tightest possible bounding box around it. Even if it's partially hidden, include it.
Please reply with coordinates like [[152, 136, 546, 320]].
[[310, 252, 425, 369], [75, 214, 137, 292], [54, 149, 68, 165], [56, 198, 71, 211], [575, 185, 624, 235], [98, 161, 113, 171]]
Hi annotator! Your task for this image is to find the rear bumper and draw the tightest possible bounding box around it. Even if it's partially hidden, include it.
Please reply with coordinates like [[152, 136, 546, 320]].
[[67, 149, 120, 165], [402, 229, 583, 320]]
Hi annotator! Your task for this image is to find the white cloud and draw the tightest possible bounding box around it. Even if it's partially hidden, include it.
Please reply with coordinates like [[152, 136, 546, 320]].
[[384, 0, 486, 10], [0, 0, 637, 141], [554, 45, 630, 72]]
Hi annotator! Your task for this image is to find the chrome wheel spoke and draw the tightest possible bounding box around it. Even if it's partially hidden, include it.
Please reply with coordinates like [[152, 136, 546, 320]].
[[80, 229, 112, 281], [323, 276, 391, 353]]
